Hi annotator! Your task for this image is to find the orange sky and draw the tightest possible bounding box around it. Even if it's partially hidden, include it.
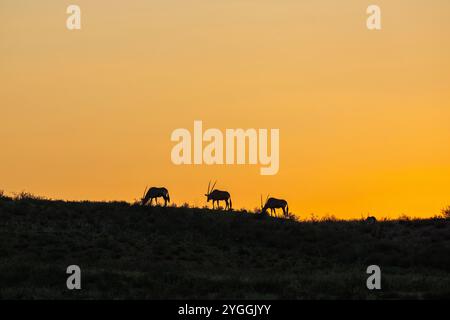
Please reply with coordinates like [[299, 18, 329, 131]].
[[1, 0, 449, 219]]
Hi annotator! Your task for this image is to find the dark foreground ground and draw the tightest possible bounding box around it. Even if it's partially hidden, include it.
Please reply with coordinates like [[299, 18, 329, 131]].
[[1, 195, 450, 299]]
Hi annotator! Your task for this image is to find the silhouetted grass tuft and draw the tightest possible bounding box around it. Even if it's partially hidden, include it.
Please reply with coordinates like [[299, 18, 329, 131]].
[[0, 190, 10, 200], [442, 206, 450, 219]]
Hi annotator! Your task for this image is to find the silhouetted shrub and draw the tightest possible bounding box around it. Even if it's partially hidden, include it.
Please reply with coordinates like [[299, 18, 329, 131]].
[[0, 190, 6, 199], [320, 214, 338, 222], [442, 206, 450, 219], [13, 191, 46, 201], [287, 212, 299, 222]]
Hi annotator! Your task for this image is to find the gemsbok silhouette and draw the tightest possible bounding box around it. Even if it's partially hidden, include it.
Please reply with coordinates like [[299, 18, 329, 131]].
[[261, 195, 289, 218], [205, 181, 232, 210], [141, 186, 170, 207]]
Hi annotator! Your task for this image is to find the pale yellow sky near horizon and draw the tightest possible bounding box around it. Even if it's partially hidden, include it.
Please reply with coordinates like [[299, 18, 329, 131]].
[[1, 0, 450, 219]]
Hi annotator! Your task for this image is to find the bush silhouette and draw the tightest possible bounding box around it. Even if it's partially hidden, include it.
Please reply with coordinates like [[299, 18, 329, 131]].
[[442, 206, 450, 219]]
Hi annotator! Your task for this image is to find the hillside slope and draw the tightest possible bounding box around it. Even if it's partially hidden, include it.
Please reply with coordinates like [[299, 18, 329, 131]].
[[1, 197, 450, 299]]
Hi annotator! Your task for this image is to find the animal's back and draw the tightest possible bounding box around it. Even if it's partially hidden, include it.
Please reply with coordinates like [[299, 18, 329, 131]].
[[149, 187, 168, 196], [212, 190, 230, 198], [268, 198, 287, 206]]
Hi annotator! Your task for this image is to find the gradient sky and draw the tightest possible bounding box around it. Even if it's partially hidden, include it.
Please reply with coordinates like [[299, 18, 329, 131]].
[[1, 0, 449, 219]]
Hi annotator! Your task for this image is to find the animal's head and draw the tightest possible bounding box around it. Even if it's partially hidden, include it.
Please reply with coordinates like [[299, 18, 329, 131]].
[[205, 180, 217, 202], [141, 186, 149, 205], [260, 194, 269, 214]]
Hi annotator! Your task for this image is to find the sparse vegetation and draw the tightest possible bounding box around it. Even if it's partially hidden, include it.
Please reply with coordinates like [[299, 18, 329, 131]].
[[443, 206, 450, 219], [13, 191, 46, 201], [1, 196, 450, 299]]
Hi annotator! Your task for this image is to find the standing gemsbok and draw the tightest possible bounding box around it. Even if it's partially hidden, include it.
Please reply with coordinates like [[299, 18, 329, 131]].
[[205, 181, 232, 210], [261, 195, 289, 218], [141, 186, 170, 207]]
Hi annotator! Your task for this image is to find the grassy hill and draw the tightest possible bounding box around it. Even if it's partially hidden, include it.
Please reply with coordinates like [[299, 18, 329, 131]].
[[1, 194, 450, 299]]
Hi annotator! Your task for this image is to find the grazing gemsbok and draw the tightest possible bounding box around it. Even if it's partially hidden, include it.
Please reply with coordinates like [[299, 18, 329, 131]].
[[261, 195, 289, 218], [141, 186, 170, 207], [205, 181, 232, 210]]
